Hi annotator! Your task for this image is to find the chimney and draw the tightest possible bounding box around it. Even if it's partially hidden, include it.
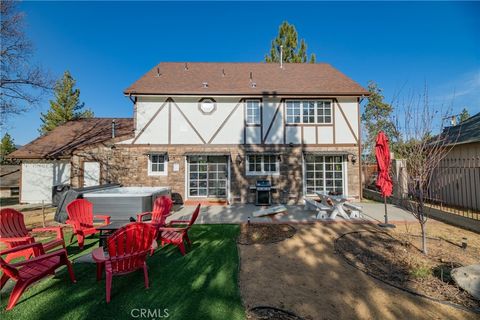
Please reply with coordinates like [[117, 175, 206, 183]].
[[112, 119, 116, 138], [280, 45, 283, 69], [222, 68, 226, 77], [156, 67, 160, 77], [184, 62, 188, 71]]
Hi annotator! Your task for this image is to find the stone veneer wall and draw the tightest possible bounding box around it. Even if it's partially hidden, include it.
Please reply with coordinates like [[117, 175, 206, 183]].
[[71, 144, 360, 204]]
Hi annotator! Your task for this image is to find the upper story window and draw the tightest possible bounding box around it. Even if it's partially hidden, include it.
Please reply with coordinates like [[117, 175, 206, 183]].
[[245, 100, 261, 125], [246, 154, 280, 175], [148, 153, 168, 176], [286, 100, 332, 124]]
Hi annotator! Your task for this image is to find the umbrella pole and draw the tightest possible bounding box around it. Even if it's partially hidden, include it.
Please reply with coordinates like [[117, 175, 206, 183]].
[[384, 195, 388, 224], [379, 195, 396, 229]]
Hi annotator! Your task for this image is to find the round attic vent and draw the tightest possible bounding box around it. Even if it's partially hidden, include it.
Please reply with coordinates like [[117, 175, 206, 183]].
[[198, 98, 216, 114]]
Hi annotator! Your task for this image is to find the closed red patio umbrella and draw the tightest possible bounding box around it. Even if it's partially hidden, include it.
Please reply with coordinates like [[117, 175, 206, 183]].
[[375, 131, 395, 227]]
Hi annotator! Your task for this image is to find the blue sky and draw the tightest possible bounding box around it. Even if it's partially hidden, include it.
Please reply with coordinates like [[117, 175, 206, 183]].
[[6, 1, 480, 145]]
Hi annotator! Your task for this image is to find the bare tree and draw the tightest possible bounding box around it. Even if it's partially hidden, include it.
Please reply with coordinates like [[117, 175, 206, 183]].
[[396, 88, 457, 254], [0, 1, 52, 125]]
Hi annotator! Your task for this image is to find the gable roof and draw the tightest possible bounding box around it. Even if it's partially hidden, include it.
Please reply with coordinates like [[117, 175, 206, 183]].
[[124, 62, 368, 96], [0, 165, 20, 188], [441, 112, 480, 146], [8, 118, 134, 159]]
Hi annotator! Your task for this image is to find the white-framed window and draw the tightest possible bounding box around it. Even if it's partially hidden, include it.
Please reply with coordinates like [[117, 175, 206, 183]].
[[304, 155, 344, 195], [286, 100, 332, 124], [316, 100, 332, 123], [286, 100, 301, 124], [148, 154, 168, 176], [245, 100, 261, 125], [246, 154, 280, 175]]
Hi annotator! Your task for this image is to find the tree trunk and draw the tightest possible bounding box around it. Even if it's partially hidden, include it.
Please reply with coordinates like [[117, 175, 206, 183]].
[[418, 182, 428, 254], [420, 221, 427, 255]]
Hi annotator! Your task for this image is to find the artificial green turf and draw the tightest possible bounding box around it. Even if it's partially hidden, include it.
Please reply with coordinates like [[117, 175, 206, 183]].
[[0, 225, 245, 320]]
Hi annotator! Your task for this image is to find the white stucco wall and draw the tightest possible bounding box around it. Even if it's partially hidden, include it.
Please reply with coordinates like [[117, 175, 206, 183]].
[[132, 96, 359, 146], [21, 162, 71, 204]]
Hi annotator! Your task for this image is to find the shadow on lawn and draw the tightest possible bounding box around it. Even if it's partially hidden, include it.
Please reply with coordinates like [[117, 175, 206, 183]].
[[239, 222, 478, 320], [0, 225, 245, 320]]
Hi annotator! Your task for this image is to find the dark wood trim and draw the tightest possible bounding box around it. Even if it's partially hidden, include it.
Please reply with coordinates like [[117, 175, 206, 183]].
[[333, 100, 336, 144], [171, 99, 207, 144], [315, 126, 318, 144], [334, 98, 358, 143], [118, 143, 357, 148], [243, 101, 246, 144], [283, 100, 286, 144], [127, 92, 369, 97], [168, 100, 172, 144], [260, 100, 264, 141], [301, 126, 304, 144], [132, 98, 170, 144], [262, 99, 283, 144], [208, 99, 244, 144]]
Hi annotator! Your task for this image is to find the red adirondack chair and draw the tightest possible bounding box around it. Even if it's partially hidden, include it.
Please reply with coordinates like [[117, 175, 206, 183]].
[[66, 199, 111, 249], [136, 196, 173, 226], [91, 222, 157, 303], [158, 204, 201, 255], [0, 208, 65, 263], [0, 242, 76, 310]]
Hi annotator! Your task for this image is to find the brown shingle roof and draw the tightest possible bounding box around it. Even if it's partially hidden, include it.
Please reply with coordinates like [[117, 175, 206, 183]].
[[8, 118, 134, 159], [124, 62, 368, 96], [0, 165, 20, 187]]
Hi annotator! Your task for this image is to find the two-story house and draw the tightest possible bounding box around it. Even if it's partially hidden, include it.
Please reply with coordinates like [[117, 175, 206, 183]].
[[116, 62, 368, 204], [10, 62, 368, 205]]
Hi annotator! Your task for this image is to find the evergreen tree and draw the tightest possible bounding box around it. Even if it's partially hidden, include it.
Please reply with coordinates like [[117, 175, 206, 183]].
[[361, 81, 398, 161], [265, 21, 316, 64], [39, 71, 93, 134], [0, 133, 17, 164], [459, 108, 470, 123]]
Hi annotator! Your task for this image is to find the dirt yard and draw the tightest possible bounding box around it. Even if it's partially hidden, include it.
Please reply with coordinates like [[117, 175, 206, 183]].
[[239, 221, 480, 320]]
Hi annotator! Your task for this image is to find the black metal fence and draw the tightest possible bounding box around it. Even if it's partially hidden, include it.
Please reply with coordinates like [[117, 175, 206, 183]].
[[427, 156, 480, 219]]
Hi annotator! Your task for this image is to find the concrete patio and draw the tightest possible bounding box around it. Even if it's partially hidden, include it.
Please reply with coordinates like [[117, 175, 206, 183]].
[[168, 200, 417, 224]]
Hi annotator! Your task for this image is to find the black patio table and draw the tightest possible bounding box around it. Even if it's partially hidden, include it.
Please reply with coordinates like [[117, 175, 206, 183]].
[[97, 221, 131, 247]]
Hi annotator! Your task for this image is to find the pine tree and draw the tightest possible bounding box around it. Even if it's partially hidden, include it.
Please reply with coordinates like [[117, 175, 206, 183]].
[[459, 108, 470, 123], [39, 71, 93, 134], [0, 133, 17, 164], [265, 21, 316, 64], [361, 81, 398, 161]]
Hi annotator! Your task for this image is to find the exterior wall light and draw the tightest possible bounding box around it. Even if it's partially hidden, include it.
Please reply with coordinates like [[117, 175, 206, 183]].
[[351, 155, 357, 164]]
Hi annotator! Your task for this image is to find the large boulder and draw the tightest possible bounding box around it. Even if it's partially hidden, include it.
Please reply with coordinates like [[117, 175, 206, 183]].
[[451, 264, 480, 300]]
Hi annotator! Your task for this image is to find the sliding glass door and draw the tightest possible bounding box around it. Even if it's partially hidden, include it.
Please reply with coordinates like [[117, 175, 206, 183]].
[[188, 155, 228, 198], [304, 154, 345, 195]]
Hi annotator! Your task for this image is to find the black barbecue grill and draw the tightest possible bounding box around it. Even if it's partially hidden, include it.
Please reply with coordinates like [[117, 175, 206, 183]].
[[255, 180, 272, 206]]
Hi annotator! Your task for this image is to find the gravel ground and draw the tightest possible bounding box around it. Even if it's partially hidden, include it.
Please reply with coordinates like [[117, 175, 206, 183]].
[[239, 221, 479, 320]]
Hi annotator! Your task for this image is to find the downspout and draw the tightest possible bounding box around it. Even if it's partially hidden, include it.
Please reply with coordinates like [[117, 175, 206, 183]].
[[358, 96, 363, 200]]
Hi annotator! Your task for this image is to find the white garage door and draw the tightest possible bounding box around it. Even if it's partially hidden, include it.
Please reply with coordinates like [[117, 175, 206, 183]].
[[21, 162, 71, 204], [83, 162, 100, 187]]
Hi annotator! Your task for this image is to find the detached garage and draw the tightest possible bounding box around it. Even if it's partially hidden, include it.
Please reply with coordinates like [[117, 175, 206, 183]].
[[21, 162, 71, 203], [8, 118, 133, 204]]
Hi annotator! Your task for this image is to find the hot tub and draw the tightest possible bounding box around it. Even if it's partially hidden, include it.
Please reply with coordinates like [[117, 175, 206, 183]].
[[83, 187, 171, 221]]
